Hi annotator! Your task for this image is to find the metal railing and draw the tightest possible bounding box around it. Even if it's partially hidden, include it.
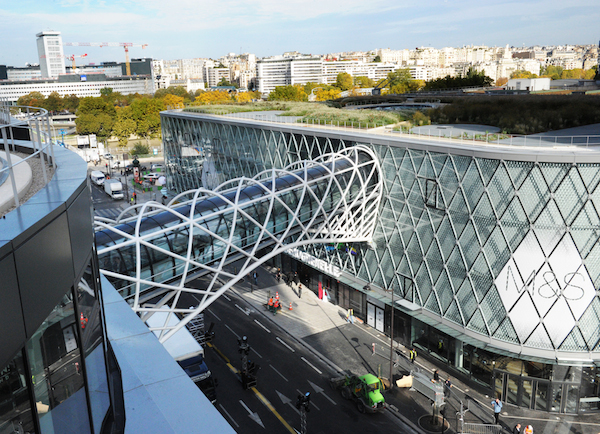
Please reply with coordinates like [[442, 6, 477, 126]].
[[181, 108, 600, 149], [0, 99, 56, 210], [461, 422, 504, 434]]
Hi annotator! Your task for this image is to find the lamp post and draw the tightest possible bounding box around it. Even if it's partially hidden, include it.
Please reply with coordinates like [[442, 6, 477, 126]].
[[388, 286, 395, 389]]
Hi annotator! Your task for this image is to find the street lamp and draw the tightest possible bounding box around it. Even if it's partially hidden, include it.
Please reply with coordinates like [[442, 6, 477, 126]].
[[388, 286, 395, 389]]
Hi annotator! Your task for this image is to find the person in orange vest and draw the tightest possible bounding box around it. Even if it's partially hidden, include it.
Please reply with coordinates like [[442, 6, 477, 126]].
[[268, 297, 274, 313], [273, 298, 280, 315]]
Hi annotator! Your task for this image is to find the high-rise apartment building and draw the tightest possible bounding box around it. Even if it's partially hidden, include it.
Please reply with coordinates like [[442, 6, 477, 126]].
[[256, 56, 324, 95], [36, 30, 65, 78]]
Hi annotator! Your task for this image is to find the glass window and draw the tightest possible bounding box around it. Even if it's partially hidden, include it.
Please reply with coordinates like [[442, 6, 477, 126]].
[[0, 352, 36, 434], [76, 268, 110, 434], [522, 379, 533, 408], [26, 289, 91, 434], [535, 382, 549, 411]]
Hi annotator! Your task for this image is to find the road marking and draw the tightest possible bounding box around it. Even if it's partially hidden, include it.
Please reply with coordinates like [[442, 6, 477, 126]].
[[222, 293, 231, 301], [270, 364, 289, 382], [236, 303, 250, 315], [207, 308, 221, 322], [239, 400, 264, 428], [296, 389, 320, 411], [308, 379, 337, 405], [276, 337, 295, 352], [255, 388, 296, 433], [218, 403, 239, 428], [254, 319, 271, 333], [276, 390, 300, 415], [224, 324, 240, 339], [251, 347, 263, 359], [206, 342, 230, 364], [301, 357, 322, 374]]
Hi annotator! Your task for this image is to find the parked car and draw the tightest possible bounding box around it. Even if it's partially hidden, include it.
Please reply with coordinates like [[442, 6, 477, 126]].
[[143, 173, 161, 182], [111, 160, 122, 169], [103, 153, 113, 160], [124, 163, 147, 174], [151, 163, 165, 171]]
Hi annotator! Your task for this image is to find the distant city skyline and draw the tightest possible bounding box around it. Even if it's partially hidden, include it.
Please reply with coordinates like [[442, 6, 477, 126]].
[[1, 0, 598, 67]]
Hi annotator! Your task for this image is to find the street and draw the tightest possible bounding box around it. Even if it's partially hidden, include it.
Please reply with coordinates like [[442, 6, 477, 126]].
[[180, 288, 411, 434]]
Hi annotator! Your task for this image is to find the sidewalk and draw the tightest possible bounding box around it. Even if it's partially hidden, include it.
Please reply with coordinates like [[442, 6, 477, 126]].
[[225, 263, 600, 434]]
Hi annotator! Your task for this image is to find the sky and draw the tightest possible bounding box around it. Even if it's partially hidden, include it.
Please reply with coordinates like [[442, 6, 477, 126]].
[[0, 0, 599, 67]]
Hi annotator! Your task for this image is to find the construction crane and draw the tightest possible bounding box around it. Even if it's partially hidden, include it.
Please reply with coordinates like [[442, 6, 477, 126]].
[[65, 53, 88, 70], [64, 42, 148, 76]]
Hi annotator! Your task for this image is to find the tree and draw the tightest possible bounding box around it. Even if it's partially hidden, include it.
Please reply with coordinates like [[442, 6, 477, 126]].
[[373, 55, 381, 63], [335, 72, 353, 91], [62, 94, 80, 113], [496, 77, 509, 86], [163, 94, 185, 109], [218, 77, 238, 88], [387, 68, 414, 94], [113, 106, 136, 147], [540, 65, 563, 80], [267, 85, 307, 102], [193, 90, 232, 104], [17, 92, 46, 108], [130, 97, 165, 145], [510, 70, 537, 79], [44, 92, 63, 113], [315, 88, 342, 101], [354, 76, 374, 88], [75, 97, 117, 141]]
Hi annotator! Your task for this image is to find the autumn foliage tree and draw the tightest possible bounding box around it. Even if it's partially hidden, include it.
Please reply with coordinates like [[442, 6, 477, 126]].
[[268, 85, 307, 102]]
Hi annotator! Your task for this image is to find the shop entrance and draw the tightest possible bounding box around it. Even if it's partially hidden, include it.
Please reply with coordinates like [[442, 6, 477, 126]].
[[494, 371, 579, 413]]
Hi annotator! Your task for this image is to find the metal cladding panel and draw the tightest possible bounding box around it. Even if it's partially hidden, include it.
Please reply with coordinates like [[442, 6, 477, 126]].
[[0, 252, 27, 369], [67, 187, 94, 277], [16, 212, 75, 337]]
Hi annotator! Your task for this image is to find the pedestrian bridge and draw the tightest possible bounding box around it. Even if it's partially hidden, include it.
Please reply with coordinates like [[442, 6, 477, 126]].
[[95, 146, 382, 342]]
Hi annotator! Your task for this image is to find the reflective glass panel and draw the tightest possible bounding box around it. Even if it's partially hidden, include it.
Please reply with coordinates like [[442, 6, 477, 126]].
[[27, 290, 91, 434], [535, 382, 549, 411], [0, 352, 36, 434], [522, 379, 533, 409], [76, 268, 110, 434]]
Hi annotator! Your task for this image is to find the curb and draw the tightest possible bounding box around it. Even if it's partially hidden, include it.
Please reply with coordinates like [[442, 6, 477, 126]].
[[230, 286, 345, 376]]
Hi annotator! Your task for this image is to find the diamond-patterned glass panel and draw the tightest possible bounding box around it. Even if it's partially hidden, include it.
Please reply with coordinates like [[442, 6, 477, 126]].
[[554, 168, 588, 226], [163, 114, 600, 359]]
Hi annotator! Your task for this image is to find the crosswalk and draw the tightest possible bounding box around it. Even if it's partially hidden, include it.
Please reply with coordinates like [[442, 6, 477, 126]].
[[94, 207, 124, 220]]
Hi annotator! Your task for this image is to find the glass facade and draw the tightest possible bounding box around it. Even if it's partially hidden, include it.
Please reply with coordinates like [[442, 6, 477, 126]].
[[161, 112, 600, 412], [0, 260, 111, 434]]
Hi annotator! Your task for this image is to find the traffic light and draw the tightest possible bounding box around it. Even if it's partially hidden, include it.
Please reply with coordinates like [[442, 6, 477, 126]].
[[296, 392, 310, 412]]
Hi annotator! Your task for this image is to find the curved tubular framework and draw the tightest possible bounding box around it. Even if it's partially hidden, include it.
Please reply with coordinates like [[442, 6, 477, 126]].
[[96, 145, 382, 342]]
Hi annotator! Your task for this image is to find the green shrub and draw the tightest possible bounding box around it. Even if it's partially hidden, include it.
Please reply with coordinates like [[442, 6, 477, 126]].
[[132, 142, 150, 156]]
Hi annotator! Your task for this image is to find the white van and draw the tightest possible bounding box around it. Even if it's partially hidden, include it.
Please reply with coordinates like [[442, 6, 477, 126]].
[[90, 171, 105, 186]]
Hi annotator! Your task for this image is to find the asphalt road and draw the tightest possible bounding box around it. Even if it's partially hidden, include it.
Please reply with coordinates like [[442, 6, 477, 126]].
[[179, 288, 411, 434]]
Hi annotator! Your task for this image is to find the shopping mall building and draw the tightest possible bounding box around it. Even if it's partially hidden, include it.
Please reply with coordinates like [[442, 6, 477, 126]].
[[161, 110, 600, 414]]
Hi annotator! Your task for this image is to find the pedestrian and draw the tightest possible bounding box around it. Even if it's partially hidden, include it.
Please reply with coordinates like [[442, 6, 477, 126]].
[[273, 298, 280, 315], [253, 271, 258, 286], [268, 297, 274, 313], [298, 283, 302, 299], [491, 398, 503, 425], [432, 369, 440, 383], [409, 347, 417, 364], [133, 192, 137, 204], [513, 423, 521, 434], [524, 425, 533, 434], [444, 378, 452, 397], [130, 197, 134, 207]]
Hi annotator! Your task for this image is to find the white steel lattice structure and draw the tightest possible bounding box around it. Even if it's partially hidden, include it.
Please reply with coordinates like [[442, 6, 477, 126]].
[[96, 146, 382, 342]]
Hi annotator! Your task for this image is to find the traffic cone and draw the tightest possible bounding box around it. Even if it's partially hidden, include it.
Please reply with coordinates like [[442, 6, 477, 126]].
[[289, 302, 293, 310], [275, 291, 279, 301]]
